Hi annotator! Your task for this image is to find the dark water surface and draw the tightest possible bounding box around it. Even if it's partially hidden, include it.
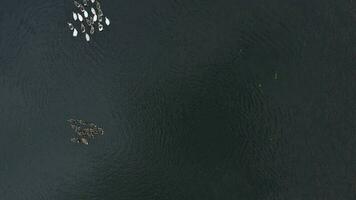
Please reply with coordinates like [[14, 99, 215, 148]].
[[1, 0, 356, 199]]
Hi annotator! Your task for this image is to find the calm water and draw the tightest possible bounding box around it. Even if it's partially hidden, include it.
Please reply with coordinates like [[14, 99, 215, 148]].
[[0, 0, 355, 199]]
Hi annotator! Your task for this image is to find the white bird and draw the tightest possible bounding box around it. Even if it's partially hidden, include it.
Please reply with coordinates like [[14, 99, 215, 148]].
[[85, 33, 90, 42], [68, 0, 111, 42], [72, 12, 78, 21], [78, 13, 83, 21], [81, 23, 86, 33], [67, 22, 74, 30], [74, 1, 80, 8], [80, 137, 89, 145], [73, 28, 78, 37], [90, 25, 95, 34], [83, 10, 88, 18], [98, 23, 103, 31], [105, 17, 110, 26], [97, 9, 103, 17], [91, 7, 96, 15]]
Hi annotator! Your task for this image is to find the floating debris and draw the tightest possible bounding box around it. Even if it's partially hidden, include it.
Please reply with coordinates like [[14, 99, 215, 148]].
[[274, 72, 278, 80], [67, 0, 111, 42], [67, 119, 104, 145]]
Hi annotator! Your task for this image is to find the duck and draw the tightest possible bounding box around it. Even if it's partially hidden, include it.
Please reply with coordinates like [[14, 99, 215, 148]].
[[80, 137, 89, 145]]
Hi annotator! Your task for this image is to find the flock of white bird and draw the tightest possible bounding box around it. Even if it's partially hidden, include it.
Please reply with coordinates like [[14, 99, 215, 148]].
[[67, 0, 110, 42]]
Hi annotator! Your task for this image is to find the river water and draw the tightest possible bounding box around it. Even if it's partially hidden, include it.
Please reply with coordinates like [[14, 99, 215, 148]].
[[0, 0, 356, 199]]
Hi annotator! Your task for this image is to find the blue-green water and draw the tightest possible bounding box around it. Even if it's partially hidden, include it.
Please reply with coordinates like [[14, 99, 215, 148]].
[[1, 0, 356, 199]]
